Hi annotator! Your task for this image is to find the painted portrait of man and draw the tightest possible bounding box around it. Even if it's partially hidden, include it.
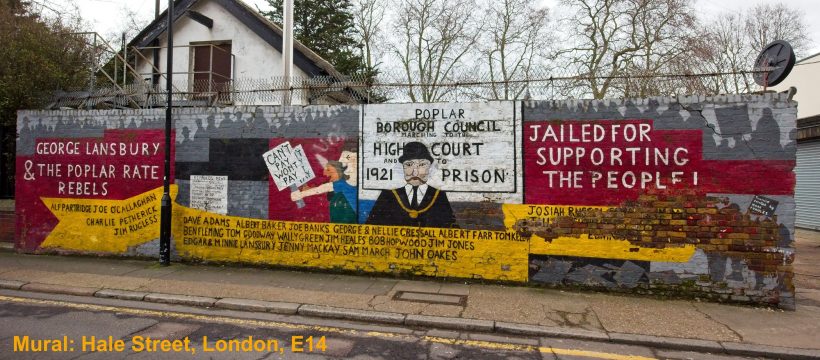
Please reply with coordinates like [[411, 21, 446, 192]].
[[366, 141, 457, 228]]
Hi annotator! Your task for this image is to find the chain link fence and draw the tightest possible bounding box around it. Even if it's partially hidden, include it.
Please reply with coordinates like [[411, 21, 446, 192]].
[[46, 67, 774, 109]]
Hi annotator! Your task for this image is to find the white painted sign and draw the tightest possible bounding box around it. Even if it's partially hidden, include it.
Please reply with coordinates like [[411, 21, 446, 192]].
[[263, 141, 315, 191], [291, 144, 316, 183], [190, 175, 228, 214], [361, 102, 517, 193]]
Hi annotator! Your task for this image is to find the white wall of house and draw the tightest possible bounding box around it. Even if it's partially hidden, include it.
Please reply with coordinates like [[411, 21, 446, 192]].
[[772, 53, 820, 119], [135, 0, 311, 105]]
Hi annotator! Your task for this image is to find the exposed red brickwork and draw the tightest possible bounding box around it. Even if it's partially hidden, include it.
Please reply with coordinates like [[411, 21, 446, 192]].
[[515, 189, 789, 272]]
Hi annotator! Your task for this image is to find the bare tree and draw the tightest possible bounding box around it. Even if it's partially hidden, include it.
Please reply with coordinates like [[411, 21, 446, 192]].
[[479, 0, 552, 100], [558, 0, 697, 99], [105, 5, 151, 47], [391, 0, 481, 102], [620, 0, 697, 97], [352, 0, 389, 101], [352, 0, 386, 77], [682, 3, 811, 96], [559, 0, 635, 99], [687, 13, 756, 94], [744, 3, 811, 58]]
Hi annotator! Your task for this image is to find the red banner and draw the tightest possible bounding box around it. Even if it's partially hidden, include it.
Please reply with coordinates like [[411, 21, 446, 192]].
[[523, 120, 794, 205]]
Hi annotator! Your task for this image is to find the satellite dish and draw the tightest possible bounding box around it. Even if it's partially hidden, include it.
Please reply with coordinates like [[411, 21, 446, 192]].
[[753, 40, 796, 87]]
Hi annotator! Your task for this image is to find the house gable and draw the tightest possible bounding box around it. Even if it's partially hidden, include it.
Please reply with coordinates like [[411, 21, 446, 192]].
[[130, 0, 333, 77]]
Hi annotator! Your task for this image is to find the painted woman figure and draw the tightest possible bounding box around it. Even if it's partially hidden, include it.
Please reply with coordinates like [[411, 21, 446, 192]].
[[291, 160, 357, 223]]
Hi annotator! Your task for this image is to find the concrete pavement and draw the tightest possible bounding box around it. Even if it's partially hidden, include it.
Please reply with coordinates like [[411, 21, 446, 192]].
[[1, 229, 819, 359]]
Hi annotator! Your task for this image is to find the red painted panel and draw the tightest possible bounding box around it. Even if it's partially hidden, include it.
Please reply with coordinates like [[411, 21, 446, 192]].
[[15, 129, 173, 251], [267, 138, 347, 222], [524, 120, 794, 205]]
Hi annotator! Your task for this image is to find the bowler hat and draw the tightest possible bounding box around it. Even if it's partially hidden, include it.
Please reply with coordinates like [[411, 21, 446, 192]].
[[399, 142, 433, 163]]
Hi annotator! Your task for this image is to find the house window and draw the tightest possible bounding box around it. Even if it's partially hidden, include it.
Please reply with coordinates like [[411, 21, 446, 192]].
[[190, 41, 232, 102]]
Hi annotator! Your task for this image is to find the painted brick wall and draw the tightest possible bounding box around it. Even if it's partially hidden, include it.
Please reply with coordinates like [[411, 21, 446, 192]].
[[15, 94, 797, 308], [520, 95, 796, 308]]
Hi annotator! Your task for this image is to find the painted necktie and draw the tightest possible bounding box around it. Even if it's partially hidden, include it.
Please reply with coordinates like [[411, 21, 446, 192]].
[[411, 186, 419, 209]]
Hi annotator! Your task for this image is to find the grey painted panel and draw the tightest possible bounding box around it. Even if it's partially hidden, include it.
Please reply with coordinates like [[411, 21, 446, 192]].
[[521, 96, 797, 161]]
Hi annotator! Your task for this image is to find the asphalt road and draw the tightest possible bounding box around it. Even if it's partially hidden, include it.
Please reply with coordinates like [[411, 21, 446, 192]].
[[0, 290, 764, 360]]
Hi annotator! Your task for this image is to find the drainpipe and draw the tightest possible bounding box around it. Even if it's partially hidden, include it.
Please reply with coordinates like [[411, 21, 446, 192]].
[[282, 0, 293, 105]]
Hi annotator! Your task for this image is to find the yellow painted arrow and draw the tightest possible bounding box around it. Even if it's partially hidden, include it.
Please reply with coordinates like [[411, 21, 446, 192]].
[[503, 204, 695, 262], [40, 186, 177, 253]]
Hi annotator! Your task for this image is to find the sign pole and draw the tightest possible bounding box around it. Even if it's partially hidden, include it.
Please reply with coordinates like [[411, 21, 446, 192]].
[[159, 0, 175, 266]]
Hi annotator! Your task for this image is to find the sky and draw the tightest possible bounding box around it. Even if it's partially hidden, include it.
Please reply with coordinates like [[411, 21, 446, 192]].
[[699, 0, 820, 57], [39, 0, 820, 58]]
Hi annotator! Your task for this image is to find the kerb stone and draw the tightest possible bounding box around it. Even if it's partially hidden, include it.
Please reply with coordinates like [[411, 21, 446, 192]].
[[144, 293, 216, 307], [215, 298, 300, 314], [405, 315, 494, 332], [298, 305, 405, 324]]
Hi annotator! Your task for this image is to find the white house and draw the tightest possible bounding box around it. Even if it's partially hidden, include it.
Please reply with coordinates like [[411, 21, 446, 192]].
[[128, 0, 359, 105], [772, 53, 820, 230]]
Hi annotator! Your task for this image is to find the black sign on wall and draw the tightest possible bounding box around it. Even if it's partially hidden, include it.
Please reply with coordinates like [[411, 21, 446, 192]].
[[748, 195, 779, 217]]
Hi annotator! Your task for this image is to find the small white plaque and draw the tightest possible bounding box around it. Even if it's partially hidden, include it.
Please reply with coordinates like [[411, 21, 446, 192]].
[[190, 175, 228, 214]]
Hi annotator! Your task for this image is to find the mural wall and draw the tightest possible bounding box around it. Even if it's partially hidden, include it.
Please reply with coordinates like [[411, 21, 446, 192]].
[[16, 94, 797, 307]]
